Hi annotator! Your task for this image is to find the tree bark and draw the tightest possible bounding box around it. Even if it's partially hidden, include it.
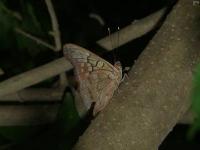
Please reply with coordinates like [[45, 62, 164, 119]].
[[73, 0, 200, 150]]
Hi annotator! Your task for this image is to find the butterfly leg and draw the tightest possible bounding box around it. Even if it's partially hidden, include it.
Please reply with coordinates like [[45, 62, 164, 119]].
[[121, 73, 129, 83]]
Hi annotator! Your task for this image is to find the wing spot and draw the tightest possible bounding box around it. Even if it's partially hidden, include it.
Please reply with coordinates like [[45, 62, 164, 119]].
[[88, 66, 93, 72], [97, 61, 104, 68], [88, 59, 97, 66], [87, 63, 91, 67]]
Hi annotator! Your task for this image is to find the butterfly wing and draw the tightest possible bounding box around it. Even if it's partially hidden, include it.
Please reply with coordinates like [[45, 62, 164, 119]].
[[63, 44, 122, 115], [88, 69, 122, 115]]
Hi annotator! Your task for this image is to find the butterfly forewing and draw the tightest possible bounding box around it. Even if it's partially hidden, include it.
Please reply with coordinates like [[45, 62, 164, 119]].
[[64, 44, 122, 115]]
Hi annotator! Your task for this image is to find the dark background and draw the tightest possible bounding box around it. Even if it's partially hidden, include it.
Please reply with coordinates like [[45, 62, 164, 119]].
[[0, 0, 200, 149]]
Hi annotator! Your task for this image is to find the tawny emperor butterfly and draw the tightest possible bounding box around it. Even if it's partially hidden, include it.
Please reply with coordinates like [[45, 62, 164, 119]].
[[63, 44, 122, 116]]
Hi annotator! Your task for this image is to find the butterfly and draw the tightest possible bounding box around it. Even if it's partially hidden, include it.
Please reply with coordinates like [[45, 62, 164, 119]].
[[63, 44, 122, 116]]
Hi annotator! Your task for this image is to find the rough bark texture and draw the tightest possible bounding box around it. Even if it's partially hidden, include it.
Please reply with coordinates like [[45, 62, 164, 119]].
[[74, 0, 200, 150]]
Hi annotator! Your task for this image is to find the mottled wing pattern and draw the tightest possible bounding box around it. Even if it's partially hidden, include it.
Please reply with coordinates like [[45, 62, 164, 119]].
[[63, 44, 122, 115]]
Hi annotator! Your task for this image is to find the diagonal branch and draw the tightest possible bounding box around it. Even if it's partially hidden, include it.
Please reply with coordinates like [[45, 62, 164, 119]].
[[97, 7, 167, 50], [44, 0, 67, 87], [73, 0, 200, 149], [0, 57, 72, 97]]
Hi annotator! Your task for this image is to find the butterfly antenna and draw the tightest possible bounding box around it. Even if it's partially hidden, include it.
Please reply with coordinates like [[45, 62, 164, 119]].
[[107, 27, 113, 50], [108, 27, 120, 63], [114, 26, 120, 63], [108, 27, 115, 63], [117, 26, 120, 50]]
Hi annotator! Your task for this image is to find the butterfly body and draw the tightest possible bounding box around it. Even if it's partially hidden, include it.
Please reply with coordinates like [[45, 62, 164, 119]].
[[64, 44, 122, 115]]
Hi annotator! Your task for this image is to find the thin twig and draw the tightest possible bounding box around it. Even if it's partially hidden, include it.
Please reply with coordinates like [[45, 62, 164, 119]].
[[15, 28, 55, 50], [44, 0, 66, 87], [45, 0, 62, 51], [0, 2, 22, 20]]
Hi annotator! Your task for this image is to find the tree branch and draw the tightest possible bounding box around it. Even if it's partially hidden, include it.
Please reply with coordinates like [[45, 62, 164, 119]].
[[45, 0, 62, 51], [73, 0, 200, 149], [97, 7, 167, 50], [0, 104, 60, 126], [0, 57, 72, 97], [0, 88, 63, 102], [44, 0, 68, 87]]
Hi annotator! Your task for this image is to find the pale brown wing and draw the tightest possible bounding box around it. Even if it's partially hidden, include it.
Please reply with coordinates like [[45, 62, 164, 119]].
[[87, 69, 121, 115], [63, 43, 122, 114]]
